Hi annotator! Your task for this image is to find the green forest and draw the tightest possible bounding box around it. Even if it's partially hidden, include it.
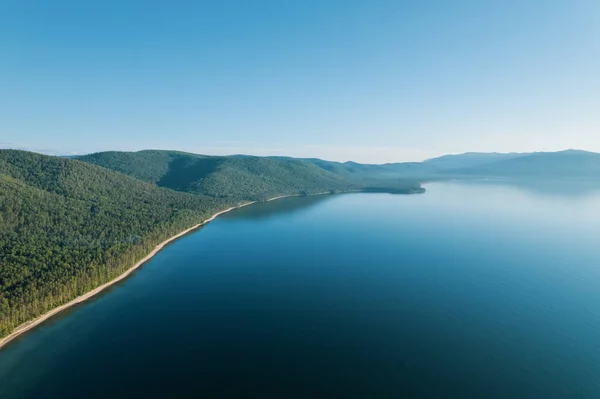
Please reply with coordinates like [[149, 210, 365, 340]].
[[78, 150, 429, 193], [0, 149, 402, 338], [77, 150, 359, 200]]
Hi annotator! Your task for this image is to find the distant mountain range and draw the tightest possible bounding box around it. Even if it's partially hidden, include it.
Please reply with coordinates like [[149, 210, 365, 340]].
[[422, 152, 529, 170], [76, 149, 600, 187], [244, 149, 600, 181], [444, 150, 600, 178], [303, 149, 600, 180]]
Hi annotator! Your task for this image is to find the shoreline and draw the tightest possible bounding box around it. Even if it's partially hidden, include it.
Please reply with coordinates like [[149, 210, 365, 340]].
[[0, 198, 268, 351], [0, 188, 411, 350], [266, 191, 330, 202]]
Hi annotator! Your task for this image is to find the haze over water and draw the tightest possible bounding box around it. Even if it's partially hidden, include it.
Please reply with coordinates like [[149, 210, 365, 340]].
[[2, 182, 600, 398]]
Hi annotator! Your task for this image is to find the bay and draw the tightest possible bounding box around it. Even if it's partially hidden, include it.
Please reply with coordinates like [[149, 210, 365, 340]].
[[2, 182, 600, 398]]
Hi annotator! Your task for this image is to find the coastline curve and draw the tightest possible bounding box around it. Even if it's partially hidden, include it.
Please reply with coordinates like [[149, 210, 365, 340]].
[[0, 199, 267, 351]]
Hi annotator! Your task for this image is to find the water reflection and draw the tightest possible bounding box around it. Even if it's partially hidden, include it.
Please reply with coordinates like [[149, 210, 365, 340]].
[[219, 194, 338, 221]]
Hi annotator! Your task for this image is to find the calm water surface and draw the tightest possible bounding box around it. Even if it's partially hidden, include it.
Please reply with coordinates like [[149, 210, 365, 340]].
[[2, 182, 600, 398]]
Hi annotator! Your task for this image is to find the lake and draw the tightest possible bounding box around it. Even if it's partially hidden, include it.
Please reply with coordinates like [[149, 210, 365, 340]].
[[2, 181, 600, 398]]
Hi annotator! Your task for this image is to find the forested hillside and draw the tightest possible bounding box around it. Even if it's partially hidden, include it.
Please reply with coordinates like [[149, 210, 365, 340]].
[[78, 150, 359, 200], [0, 150, 241, 337], [78, 150, 423, 194], [0, 150, 365, 339], [76, 150, 206, 184], [301, 158, 438, 183]]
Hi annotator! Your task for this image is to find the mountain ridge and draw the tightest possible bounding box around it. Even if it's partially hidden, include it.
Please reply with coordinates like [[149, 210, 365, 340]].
[[76, 149, 600, 187], [449, 150, 600, 178], [76, 150, 424, 197]]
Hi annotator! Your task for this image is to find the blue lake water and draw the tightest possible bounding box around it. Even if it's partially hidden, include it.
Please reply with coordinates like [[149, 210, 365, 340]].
[[2, 181, 600, 398]]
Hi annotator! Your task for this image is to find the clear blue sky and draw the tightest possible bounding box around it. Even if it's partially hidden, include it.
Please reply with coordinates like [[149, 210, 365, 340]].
[[1, 0, 599, 162]]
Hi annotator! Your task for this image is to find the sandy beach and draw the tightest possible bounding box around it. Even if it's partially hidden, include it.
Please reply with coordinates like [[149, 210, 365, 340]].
[[266, 192, 331, 202]]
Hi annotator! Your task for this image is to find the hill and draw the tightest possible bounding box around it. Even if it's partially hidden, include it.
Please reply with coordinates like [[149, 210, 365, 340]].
[[75, 150, 201, 184], [256, 156, 438, 184], [77, 150, 361, 200], [451, 150, 600, 178]]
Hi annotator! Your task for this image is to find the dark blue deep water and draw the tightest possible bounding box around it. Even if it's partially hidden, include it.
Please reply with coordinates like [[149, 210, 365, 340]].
[[2, 182, 600, 398]]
